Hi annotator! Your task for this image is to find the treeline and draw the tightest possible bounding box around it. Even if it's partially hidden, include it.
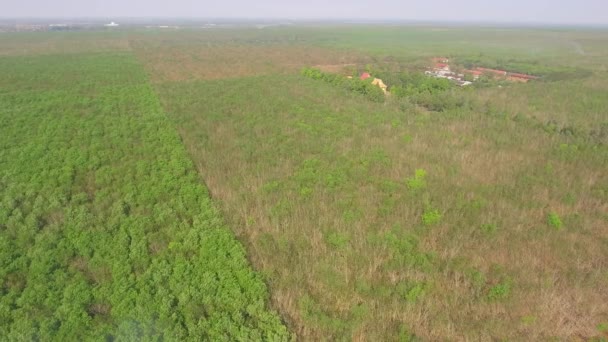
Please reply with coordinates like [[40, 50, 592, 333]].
[[300, 67, 385, 102], [0, 53, 289, 340], [458, 56, 592, 81]]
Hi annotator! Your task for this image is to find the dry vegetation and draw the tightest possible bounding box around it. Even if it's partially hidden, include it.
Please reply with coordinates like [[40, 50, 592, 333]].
[[144, 27, 608, 340], [130, 31, 370, 83], [155, 74, 607, 340]]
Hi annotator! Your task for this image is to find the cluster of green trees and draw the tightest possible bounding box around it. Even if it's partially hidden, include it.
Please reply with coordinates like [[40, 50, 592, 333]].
[[379, 70, 468, 112], [301, 66, 467, 112], [300, 67, 385, 102], [0, 53, 289, 340], [377, 71, 451, 97]]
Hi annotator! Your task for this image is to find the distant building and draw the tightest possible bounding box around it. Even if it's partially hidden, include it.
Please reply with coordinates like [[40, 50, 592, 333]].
[[435, 63, 450, 71], [427, 58, 472, 86], [428, 57, 537, 85], [105, 22, 119, 27]]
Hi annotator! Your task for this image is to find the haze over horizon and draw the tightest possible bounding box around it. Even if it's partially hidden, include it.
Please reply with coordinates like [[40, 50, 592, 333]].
[[3, 0, 608, 26]]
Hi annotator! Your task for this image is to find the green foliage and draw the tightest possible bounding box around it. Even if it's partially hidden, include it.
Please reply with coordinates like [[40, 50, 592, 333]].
[[467, 269, 487, 297], [0, 53, 288, 340], [324, 230, 350, 249], [422, 207, 442, 226], [402, 134, 413, 143], [487, 282, 511, 301], [298, 294, 363, 339], [397, 281, 427, 303], [369, 227, 435, 272], [383, 71, 466, 111], [547, 211, 563, 230], [556, 143, 580, 161], [406, 169, 427, 191], [389, 72, 452, 97], [415, 91, 467, 112], [521, 315, 537, 326], [398, 325, 421, 342], [480, 223, 498, 235], [301, 67, 385, 102], [562, 193, 577, 205]]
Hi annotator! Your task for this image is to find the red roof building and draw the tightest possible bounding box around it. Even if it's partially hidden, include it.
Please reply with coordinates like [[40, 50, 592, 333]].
[[360, 72, 371, 80]]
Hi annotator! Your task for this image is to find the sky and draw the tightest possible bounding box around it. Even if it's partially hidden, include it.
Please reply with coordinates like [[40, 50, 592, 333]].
[[3, 0, 608, 25]]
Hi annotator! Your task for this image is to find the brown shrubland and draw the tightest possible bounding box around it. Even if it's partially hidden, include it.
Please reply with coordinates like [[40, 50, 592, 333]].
[[138, 28, 608, 340]]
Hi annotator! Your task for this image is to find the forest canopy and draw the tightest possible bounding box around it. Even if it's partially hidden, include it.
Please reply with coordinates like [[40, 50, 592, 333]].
[[0, 53, 289, 340]]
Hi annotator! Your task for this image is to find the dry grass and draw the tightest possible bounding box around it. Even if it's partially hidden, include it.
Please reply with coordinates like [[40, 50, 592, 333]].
[[134, 42, 369, 82], [154, 67, 608, 340]]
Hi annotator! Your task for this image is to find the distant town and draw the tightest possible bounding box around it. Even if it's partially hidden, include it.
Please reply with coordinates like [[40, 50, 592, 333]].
[[0, 20, 122, 32], [0, 18, 298, 32]]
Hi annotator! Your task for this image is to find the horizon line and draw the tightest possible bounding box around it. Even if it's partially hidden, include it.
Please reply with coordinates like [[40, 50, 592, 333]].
[[1, 16, 607, 27]]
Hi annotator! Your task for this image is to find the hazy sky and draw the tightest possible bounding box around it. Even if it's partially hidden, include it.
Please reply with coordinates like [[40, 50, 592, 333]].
[[3, 0, 608, 25]]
